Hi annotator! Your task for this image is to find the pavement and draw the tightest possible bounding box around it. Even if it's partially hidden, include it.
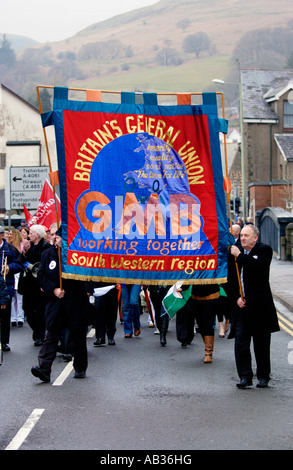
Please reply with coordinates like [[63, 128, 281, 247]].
[[270, 257, 293, 321]]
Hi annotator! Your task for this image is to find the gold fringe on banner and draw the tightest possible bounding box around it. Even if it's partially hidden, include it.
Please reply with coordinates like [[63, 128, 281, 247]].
[[61, 272, 228, 286]]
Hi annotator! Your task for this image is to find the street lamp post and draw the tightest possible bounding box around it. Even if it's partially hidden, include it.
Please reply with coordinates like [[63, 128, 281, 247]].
[[212, 78, 246, 221]]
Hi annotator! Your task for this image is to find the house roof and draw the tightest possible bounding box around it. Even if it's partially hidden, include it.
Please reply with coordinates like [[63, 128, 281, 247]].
[[274, 134, 293, 162], [264, 82, 293, 102], [0, 83, 39, 113], [241, 69, 293, 122]]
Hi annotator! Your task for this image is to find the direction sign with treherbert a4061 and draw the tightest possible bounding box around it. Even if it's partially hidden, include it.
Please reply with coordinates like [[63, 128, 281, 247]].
[[9, 166, 49, 210]]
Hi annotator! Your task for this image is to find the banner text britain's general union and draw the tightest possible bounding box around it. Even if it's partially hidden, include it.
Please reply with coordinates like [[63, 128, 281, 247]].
[[72, 114, 205, 187]]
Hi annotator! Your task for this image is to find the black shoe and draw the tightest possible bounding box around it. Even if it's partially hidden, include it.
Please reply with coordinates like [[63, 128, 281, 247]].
[[74, 370, 86, 379], [160, 334, 167, 347], [108, 339, 116, 345], [181, 343, 187, 349], [18, 321, 24, 327], [34, 339, 43, 347], [2, 344, 11, 352], [62, 354, 73, 362], [11, 322, 17, 327], [236, 378, 253, 389], [256, 378, 269, 388], [93, 338, 105, 347], [31, 366, 50, 382]]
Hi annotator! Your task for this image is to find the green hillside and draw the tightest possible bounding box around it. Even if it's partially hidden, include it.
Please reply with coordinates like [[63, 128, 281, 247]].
[[1, 0, 293, 103]]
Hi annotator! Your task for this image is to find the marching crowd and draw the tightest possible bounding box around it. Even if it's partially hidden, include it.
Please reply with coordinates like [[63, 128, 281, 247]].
[[0, 219, 279, 389]]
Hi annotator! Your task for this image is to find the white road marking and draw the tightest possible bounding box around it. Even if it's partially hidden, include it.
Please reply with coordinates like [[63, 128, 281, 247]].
[[52, 361, 74, 386], [5, 329, 96, 448], [52, 328, 94, 386], [5, 408, 45, 450]]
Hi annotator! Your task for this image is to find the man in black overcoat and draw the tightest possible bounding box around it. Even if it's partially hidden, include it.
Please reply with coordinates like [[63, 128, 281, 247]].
[[230, 225, 279, 389], [31, 225, 88, 382]]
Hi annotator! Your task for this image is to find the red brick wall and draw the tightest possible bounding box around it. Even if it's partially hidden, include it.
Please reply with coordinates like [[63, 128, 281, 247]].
[[270, 185, 287, 209], [249, 184, 287, 213]]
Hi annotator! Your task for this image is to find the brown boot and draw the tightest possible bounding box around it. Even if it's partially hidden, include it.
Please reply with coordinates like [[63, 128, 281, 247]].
[[204, 336, 214, 363]]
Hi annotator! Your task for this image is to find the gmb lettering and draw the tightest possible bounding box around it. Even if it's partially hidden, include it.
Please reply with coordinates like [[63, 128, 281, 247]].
[[76, 191, 202, 237]]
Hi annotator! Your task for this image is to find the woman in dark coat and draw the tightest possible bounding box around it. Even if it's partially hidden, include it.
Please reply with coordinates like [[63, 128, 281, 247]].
[[0, 229, 23, 351], [31, 225, 89, 382], [0, 275, 11, 363]]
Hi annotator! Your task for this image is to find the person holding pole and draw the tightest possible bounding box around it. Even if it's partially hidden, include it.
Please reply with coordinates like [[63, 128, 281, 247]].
[[229, 225, 279, 389], [31, 224, 88, 382]]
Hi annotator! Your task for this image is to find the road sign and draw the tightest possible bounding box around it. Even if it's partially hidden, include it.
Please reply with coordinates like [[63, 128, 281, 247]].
[[5, 166, 50, 210]]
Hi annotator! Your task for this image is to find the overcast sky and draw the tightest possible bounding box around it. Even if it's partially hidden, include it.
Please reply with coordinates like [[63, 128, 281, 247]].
[[1, 0, 158, 43]]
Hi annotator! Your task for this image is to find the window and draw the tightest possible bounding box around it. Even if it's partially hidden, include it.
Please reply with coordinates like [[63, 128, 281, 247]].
[[284, 100, 293, 129], [0, 153, 6, 169]]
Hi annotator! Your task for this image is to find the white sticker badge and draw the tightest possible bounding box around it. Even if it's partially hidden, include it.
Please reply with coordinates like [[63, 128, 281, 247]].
[[49, 260, 57, 270]]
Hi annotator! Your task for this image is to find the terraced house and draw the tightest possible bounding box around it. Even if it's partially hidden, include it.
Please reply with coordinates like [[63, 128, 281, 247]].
[[239, 68, 293, 219]]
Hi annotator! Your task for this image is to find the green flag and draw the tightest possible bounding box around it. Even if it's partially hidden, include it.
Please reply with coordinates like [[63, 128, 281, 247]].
[[162, 283, 192, 318]]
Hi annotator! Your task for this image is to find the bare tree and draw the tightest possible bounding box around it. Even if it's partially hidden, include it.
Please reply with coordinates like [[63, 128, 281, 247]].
[[182, 32, 212, 58], [177, 19, 191, 32], [155, 48, 183, 66]]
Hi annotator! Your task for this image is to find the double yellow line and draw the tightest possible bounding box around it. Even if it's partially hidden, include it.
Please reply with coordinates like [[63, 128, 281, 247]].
[[277, 312, 293, 337]]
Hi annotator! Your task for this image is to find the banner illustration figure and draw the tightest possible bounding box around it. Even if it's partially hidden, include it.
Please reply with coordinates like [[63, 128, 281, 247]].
[[42, 89, 228, 284]]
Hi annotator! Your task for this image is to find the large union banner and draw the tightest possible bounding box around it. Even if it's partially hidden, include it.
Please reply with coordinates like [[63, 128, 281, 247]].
[[42, 88, 228, 284]]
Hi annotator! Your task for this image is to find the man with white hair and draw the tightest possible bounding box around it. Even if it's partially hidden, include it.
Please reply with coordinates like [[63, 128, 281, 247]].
[[19, 224, 50, 346], [231, 224, 241, 247], [230, 225, 280, 389]]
